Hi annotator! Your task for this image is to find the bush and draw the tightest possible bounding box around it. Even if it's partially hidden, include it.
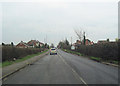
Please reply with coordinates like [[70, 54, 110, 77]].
[[2, 46, 45, 62], [74, 42, 118, 61]]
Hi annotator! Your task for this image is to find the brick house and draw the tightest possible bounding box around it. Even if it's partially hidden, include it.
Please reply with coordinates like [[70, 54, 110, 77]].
[[39, 42, 44, 47], [27, 40, 44, 48], [16, 40, 44, 48], [72, 40, 82, 49], [76, 40, 82, 45], [84, 39, 94, 45], [16, 41, 28, 48], [73, 39, 94, 49], [75, 39, 94, 45]]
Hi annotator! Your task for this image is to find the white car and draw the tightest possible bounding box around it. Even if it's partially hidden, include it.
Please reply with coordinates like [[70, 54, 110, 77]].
[[50, 48, 57, 55]]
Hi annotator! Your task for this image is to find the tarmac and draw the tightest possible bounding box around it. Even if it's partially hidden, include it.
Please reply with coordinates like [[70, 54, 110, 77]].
[[1, 50, 49, 81]]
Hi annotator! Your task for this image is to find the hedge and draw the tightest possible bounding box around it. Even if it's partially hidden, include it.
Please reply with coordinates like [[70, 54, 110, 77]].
[[75, 42, 118, 61], [2, 46, 45, 62]]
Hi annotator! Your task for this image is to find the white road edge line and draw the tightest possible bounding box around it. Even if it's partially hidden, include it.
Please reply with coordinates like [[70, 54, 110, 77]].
[[57, 52, 88, 86]]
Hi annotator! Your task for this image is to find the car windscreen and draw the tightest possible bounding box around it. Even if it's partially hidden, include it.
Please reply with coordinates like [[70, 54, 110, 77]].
[[51, 49, 55, 50]]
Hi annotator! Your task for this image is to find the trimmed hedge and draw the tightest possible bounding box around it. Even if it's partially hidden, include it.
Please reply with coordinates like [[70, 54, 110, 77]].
[[75, 42, 118, 61], [2, 46, 45, 62]]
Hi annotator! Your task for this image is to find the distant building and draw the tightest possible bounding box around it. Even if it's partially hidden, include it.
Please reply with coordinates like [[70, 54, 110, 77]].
[[75, 39, 94, 46], [83, 39, 94, 45], [72, 39, 94, 48], [97, 40, 108, 44], [76, 40, 82, 45], [71, 40, 81, 49], [39, 42, 44, 47], [16, 40, 44, 48], [16, 41, 28, 48], [27, 40, 44, 48]]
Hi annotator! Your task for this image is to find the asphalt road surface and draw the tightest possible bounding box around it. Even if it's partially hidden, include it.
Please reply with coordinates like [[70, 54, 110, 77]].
[[3, 49, 118, 84]]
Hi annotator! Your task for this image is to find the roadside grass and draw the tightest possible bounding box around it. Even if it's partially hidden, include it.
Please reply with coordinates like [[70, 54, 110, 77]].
[[90, 57, 102, 62], [112, 61, 118, 64], [62, 48, 118, 65], [90, 57, 118, 65], [1, 49, 48, 67], [62, 49, 83, 56], [105, 60, 118, 65]]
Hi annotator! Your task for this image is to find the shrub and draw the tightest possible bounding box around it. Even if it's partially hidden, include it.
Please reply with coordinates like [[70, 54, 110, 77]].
[[2, 46, 45, 62], [74, 42, 118, 61]]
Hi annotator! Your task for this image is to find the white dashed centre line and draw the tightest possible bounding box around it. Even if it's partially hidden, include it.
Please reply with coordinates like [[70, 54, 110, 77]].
[[58, 53, 88, 86]]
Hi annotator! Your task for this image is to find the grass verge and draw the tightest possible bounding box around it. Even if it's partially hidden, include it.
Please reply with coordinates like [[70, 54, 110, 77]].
[[90, 57, 102, 62], [1, 49, 48, 67], [62, 48, 83, 56]]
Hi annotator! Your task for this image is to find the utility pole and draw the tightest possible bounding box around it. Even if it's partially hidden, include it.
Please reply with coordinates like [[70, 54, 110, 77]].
[[83, 32, 86, 45]]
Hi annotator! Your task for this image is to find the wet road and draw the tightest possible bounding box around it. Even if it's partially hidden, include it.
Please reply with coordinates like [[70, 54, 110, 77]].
[[3, 49, 118, 84]]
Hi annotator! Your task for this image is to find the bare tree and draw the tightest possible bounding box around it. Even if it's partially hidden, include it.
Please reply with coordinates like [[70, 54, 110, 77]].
[[74, 28, 84, 41]]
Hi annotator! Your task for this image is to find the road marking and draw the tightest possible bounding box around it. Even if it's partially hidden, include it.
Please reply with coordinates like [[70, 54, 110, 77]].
[[3, 77, 7, 81], [58, 53, 88, 86]]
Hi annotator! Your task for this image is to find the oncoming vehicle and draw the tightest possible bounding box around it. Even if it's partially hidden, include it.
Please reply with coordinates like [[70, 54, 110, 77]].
[[50, 48, 57, 55]]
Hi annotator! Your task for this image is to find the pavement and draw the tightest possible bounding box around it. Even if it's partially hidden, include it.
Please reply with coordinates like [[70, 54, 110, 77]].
[[1, 50, 49, 80], [2, 49, 118, 84]]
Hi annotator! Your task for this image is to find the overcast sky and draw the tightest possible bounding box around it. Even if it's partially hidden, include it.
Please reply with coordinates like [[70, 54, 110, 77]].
[[1, 0, 118, 46]]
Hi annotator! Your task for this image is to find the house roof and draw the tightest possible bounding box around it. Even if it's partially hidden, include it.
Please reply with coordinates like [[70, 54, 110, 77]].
[[27, 40, 37, 46], [82, 39, 91, 42], [86, 39, 91, 42], [27, 40, 44, 46], [39, 42, 44, 44], [16, 41, 28, 47]]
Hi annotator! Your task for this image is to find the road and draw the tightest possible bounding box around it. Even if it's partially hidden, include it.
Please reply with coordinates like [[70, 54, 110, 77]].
[[3, 49, 118, 84]]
